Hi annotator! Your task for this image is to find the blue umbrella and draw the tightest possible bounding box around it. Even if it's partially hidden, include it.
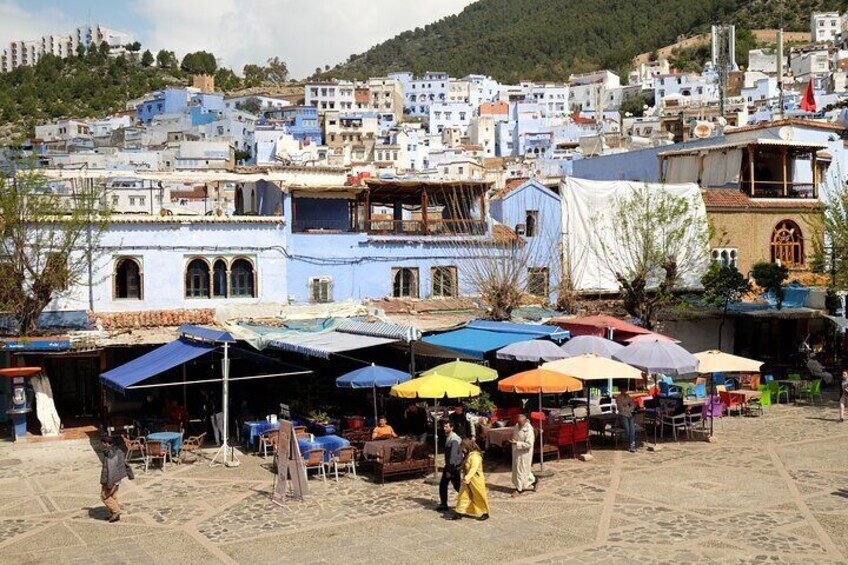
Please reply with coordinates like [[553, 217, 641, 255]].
[[561, 335, 625, 359], [336, 364, 411, 423]]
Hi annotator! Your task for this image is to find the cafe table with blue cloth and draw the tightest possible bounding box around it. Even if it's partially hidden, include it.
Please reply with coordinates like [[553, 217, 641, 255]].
[[297, 434, 350, 462], [147, 431, 183, 454], [242, 420, 280, 447]]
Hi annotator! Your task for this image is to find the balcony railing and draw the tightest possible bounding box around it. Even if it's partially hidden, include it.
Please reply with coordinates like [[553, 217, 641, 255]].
[[292, 219, 357, 233], [365, 218, 487, 236], [748, 181, 817, 199]]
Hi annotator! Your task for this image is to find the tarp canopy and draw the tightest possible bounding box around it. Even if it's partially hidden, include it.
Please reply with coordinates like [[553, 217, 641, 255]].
[[100, 338, 216, 393], [561, 178, 708, 293], [422, 328, 538, 359], [269, 332, 396, 359], [466, 320, 570, 340]]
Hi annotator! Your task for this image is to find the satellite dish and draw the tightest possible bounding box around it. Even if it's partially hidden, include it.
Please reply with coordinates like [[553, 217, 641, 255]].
[[778, 126, 793, 140], [692, 121, 714, 139]]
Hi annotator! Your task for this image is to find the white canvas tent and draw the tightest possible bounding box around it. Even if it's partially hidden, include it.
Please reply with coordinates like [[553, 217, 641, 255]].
[[561, 177, 709, 293]]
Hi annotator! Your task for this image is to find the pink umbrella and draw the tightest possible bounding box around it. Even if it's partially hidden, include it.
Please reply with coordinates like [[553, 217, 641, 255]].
[[624, 332, 680, 344]]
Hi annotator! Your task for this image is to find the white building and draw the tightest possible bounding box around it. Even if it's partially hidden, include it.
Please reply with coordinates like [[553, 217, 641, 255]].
[[812, 12, 842, 44], [740, 75, 779, 109], [654, 73, 718, 107], [429, 102, 474, 135], [789, 46, 831, 81], [224, 96, 291, 113], [569, 70, 621, 113], [748, 49, 782, 75], [35, 119, 91, 143], [390, 71, 451, 117], [304, 81, 358, 113], [1, 24, 133, 73], [628, 59, 671, 89]]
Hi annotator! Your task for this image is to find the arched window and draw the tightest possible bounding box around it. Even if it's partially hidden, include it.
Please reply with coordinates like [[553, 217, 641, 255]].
[[392, 267, 418, 298], [230, 258, 255, 297], [771, 220, 804, 267], [212, 259, 228, 298], [185, 259, 210, 298], [114, 257, 141, 299]]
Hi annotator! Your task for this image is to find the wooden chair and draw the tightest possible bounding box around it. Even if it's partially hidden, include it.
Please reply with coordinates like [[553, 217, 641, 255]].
[[294, 426, 310, 439], [180, 432, 206, 463], [328, 446, 357, 481], [303, 449, 326, 481], [122, 434, 147, 471], [258, 431, 278, 459], [145, 440, 170, 472]]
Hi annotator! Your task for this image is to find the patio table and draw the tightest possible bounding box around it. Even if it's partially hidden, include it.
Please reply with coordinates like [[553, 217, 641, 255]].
[[729, 389, 762, 412], [362, 438, 413, 459], [298, 434, 350, 462], [482, 427, 514, 449], [776, 379, 808, 403], [242, 420, 280, 447], [147, 431, 182, 454]]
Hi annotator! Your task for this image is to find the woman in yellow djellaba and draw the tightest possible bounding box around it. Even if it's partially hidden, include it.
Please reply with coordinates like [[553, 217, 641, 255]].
[[451, 438, 490, 521]]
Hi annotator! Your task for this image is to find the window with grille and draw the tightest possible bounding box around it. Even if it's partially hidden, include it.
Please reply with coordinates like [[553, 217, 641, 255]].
[[309, 277, 333, 303], [710, 248, 738, 269], [431, 266, 457, 298], [230, 259, 255, 297], [185, 259, 210, 298], [527, 267, 549, 297], [392, 267, 419, 298], [114, 257, 142, 299], [770, 220, 804, 267]]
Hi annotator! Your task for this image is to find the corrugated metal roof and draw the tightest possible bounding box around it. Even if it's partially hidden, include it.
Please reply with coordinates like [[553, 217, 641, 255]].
[[658, 138, 828, 157]]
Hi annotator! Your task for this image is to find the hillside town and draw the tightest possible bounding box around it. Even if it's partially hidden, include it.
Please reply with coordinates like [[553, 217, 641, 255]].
[[1, 5, 848, 565]]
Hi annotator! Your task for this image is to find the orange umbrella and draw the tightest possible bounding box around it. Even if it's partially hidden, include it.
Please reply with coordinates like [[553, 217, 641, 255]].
[[498, 369, 583, 394], [498, 369, 582, 473]]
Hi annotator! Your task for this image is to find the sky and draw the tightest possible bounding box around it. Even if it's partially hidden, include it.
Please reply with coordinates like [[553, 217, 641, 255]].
[[0, 0, 476, 78]]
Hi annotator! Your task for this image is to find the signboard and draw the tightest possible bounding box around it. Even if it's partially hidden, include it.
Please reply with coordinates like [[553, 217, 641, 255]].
[[272, 420, 308, 506], [0, 338, 71, 351]]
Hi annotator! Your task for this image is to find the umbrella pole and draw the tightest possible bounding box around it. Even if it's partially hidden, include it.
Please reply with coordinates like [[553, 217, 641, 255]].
[[373, 384, 378, 425], [538, 389, 544, 472], [424, 399, 440, 485]]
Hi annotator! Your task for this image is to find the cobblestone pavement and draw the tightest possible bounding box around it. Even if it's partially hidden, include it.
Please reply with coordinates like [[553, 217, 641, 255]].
[[0, 397, 847, 564]]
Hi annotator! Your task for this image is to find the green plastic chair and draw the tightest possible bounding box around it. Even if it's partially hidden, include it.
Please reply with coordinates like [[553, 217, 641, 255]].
[[787, 373, 802, 381], [767, 380, 789, 404], [748, 388, 771, 416], [803, 379, 822, 404]]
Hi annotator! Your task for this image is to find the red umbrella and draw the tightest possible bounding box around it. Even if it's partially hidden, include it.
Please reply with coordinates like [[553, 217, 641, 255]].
[[800, 79, 817, 113]]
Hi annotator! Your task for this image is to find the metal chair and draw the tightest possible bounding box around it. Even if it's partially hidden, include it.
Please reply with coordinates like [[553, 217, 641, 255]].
[[145, 440, 170, 472], [122, 434, 147, 471], [327, 446, 357, 481], [180, 432, 206, 463], [303, 448, 327, 481]]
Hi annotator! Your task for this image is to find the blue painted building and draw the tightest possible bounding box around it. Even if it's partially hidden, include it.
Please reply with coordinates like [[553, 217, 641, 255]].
[[266, 106, 323, 145], [283, 179, 498, 304], [136, 88, 225, 125]]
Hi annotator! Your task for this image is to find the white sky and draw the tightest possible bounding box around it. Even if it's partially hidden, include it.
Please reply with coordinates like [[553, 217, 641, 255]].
[[0, 0, 477, 78]]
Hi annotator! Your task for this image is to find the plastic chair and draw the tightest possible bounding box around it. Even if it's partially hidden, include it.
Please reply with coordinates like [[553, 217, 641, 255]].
[[122, 434, 147, 470], [702, 396, 724, 426], [787, 373, 802, 381], [686, 383, 706, 399], [257, 431, 277, 459], [180, 432, 206, 463], [764, 374, 774, 383], [802, 379, 823, 404], [767, 380, 789, 404], [659, 382, 682, 397], [748, 388, 771, 416], [145, 440, 170, 472], [719, 391, 743, 417]]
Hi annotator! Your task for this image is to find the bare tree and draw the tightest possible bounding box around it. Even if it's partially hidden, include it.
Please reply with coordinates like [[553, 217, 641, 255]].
[[590, 185, 709, 329], [0, 166, 108, 335]]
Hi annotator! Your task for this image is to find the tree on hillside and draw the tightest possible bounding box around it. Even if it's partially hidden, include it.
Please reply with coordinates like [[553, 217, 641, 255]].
[[214, 67, 241, 91], [156, 49, 178, 69], [619, 93, 648, 118], [236, 97, 262, 115], [0, 166, 109, 335], [590, 186, 710, 329], [141, 49, 154, 67], [242, 64, 265, 87], [752, 262, 789, 310], [265, 57, 289, 84], [125, 41, 142, 53], [700, 262, 750, 349], [181, 51, 217, 75]]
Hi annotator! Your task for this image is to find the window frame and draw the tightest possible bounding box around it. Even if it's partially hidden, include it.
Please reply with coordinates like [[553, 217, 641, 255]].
[[113, 256, 143, 300], [184, 257, 211, 299], [770, 219, 804, 267], [431, 266, 458, 298], [392, 267, 419, 299], [527, 267, 549, 297], [525, 210, 539, 237], [229, 257, 256, 298]]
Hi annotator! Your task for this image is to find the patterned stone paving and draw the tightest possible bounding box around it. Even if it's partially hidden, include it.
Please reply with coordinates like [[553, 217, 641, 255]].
[[0, 396, 845, 564]]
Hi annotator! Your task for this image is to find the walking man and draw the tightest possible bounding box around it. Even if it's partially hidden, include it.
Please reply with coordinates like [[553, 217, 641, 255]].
[[436, 421, 462, 512], [510, 413, 536, 497], [100, 435, 134, 522], [615, 390, 638, 452]]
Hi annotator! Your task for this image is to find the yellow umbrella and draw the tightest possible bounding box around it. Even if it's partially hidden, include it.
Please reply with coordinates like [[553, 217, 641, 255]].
[[543, 354, 643, 381], [390, 375, 481, 478], [421, 360, 498, 383], [693, 350, 763, 374]]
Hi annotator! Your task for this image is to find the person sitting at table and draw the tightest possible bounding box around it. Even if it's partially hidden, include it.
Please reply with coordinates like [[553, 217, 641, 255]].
[[449, 405, 473, 439], [405, 403, 428, 442], [371, 416, 397, 440], [167, 400, 189, 428]]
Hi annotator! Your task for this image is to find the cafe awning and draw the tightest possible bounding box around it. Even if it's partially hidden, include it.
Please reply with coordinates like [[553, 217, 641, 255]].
[[100, 337, 216, 394], [422, 328, 538, 359], [268, 332, 396, 359]]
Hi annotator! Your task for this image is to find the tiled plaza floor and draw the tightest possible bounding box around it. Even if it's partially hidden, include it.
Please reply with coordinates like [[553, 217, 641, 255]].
[[0, 395, 847, 564]]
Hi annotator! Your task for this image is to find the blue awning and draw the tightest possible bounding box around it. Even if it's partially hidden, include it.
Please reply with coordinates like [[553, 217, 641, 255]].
[[100, 338, 216, 394], [466, 320, 570, 340], [422, 328, 539, 359], [179, 324, 235, 343]]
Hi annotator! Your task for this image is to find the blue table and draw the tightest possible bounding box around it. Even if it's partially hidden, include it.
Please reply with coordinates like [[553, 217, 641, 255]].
[[297, 434, 350, 462], [242, 420, 280, 447], [147, 432, 182, 454]]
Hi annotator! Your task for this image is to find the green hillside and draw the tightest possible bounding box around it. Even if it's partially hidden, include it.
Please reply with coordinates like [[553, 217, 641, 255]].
[[320, 0, 848, 82]]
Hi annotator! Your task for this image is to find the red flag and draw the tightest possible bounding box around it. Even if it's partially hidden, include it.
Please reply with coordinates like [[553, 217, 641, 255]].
[[800, 79, 817, 112]]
